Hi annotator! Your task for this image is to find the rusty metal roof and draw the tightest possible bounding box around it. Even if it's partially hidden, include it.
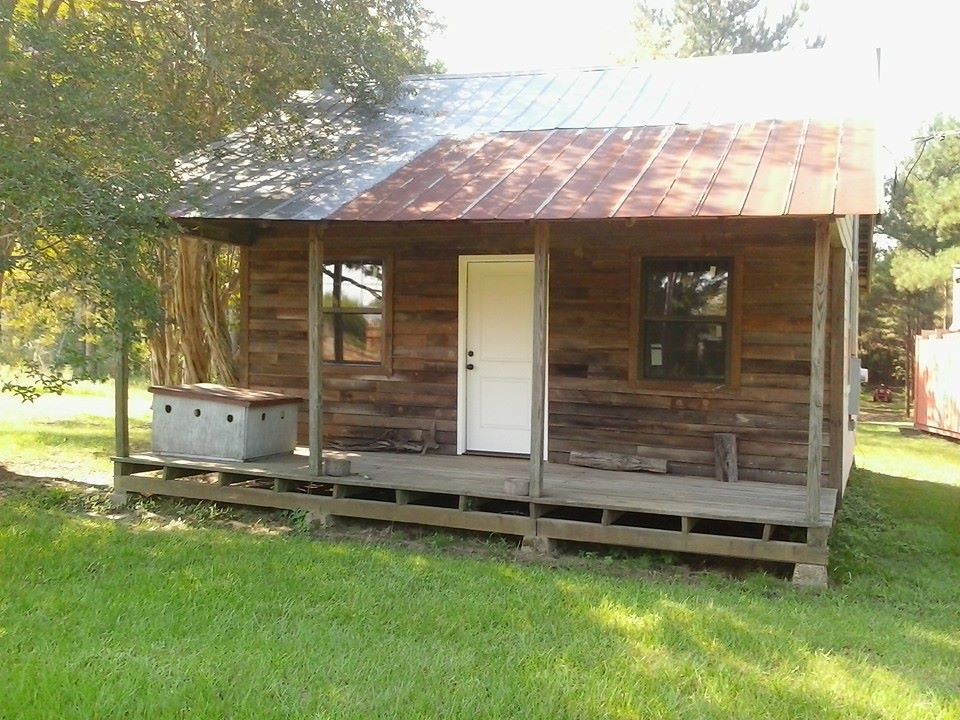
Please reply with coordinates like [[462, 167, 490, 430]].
[[331, 120, 876, 221], [173, 49, 880, 222]]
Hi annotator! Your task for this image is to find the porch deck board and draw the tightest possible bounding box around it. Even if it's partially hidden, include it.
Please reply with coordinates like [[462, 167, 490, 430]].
[[118, 448, 836, 529]]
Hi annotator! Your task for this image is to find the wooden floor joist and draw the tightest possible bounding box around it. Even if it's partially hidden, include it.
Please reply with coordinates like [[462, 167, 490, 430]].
[[112, 450, 837, 566]]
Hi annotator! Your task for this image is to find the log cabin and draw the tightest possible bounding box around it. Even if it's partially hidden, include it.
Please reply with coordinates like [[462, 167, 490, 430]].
[[114, 49, 881, 578]]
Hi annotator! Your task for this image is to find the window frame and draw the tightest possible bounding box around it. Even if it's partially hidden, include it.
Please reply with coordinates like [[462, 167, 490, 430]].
[[629, 252, 742, 390], [320, 253, 393, 375]]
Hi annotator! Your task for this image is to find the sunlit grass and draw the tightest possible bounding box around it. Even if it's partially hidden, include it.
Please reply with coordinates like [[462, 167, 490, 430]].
[[0, 385, 958, 718], [0, 465, 958, 719], [856, 421, 960, 486], [0, 381, 151, 484]]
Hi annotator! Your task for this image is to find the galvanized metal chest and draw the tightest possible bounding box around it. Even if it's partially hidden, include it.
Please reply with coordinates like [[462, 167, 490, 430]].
[[149, 384, 301, 461]]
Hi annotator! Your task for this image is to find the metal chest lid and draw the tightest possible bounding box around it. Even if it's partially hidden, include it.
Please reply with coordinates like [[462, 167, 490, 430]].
[[149, 384, 302, 408]]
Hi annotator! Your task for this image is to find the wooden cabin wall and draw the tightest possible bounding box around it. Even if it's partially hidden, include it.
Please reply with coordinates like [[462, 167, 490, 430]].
[[547, 220, 837, 488], [241, 218, 843, 488], [244, 223, 531, 455]]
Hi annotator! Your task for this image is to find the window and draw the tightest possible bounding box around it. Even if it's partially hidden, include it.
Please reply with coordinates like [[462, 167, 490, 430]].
[[322, 261, 385, 365], [641, 258, 731, 382]]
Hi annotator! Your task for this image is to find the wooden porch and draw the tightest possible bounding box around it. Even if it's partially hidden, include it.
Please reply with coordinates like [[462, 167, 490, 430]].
[[113, 449, 837, 565]]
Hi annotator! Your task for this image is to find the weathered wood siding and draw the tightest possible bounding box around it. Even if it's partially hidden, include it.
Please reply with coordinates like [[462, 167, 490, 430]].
[[245, 223, 530, 455], [242, 218, 843, 488], [546, 221, 836, 487]]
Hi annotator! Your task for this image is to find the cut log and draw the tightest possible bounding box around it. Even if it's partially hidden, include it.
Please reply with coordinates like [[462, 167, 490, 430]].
[[568, 450, 668, 474], [323, 456, 352, 477], [713, 433, 738, 482]]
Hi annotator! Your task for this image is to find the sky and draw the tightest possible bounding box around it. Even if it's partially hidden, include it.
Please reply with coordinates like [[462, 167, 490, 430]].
[[422, 0, 960, 173]]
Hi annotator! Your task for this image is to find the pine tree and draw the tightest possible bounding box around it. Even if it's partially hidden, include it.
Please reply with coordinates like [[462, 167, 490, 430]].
[[631, 0, 823, 58]]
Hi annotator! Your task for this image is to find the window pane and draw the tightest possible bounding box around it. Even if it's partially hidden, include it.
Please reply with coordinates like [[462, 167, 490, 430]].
[[644, 321, 726, 381], [322, 313, 382, 364], [323, 262, 383, 311], [645, 260, 729, 317]]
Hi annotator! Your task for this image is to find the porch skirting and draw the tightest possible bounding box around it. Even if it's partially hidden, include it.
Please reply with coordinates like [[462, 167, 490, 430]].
[[113, 448, 836, 566]]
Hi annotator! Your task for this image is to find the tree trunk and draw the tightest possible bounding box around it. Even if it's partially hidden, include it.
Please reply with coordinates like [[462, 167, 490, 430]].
[[0, 231, 14, 341], [174, 236, 237, 385]]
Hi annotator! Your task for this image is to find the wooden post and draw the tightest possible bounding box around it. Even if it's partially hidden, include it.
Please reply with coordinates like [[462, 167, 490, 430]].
[[308, 226, 324, 476], [713, 433, 737, 482], [806, 221, 830, 523], [114, 331, 130, 458], [529, 222, 549, 498], [827, 240, 848, 488]]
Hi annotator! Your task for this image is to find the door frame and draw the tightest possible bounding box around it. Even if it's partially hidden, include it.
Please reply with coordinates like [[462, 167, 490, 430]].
[[456, 254, 548, 458]]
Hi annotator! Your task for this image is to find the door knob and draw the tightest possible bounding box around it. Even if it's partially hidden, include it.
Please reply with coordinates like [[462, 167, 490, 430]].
[[467, 350, 474, 357], [466, 363, 475, 370]]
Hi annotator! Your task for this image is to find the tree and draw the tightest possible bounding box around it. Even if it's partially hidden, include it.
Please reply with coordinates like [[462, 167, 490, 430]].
[[0, 0, 433, 396], [883, 118, 960, 301], [859, 247, 941, 408], [861, 117, 960, 413], [631, 0, 823, 59]]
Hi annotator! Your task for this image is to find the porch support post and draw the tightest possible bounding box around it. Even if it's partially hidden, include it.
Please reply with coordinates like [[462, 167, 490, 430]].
[[529, 222, 549, 498], [114, 330, 129, 458], [806, 220, 830, 522], [308, 225, 324, 476]]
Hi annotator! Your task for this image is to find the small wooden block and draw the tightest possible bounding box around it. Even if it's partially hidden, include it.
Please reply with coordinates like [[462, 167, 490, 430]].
[[116, 461, 161, 476], [762, 523, 773, 542], [274, 478, 295, 493], [322, 457, 351, 477], [602, 509, 624, 526], [396, 489, 423, 505], [218, 472, 248, 486], [163, 466, 202, 481], [681, 516, 698, 534], [504, 478, 530, 496], [713, 433, 738, 482], [807, 526, 830, 548]]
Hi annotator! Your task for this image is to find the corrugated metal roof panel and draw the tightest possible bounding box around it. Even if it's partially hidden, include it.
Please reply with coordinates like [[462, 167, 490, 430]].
[[616, 126, 703, 218], [331, 120, 878, 221], [534, 128, 629, 219], [654, 125, 737, 217], [740, 120, 805, 216], [697, 121, 771, 216], [572, 126, 671, 219], [173, 49, 881, 221], [834, 121, 879, 216], [788, 122, 842, 215]]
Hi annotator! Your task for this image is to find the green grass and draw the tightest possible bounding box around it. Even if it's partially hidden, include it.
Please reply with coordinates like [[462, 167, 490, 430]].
[[0, 381, 151, 484], [857, 421, 960, 486], [0, 389, 958, 718]]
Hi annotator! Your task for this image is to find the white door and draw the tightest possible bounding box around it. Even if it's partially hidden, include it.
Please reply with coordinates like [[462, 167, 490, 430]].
[[464, 259, 534, 455]]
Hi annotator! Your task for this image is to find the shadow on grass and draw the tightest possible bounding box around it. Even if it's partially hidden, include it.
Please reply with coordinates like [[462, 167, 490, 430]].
[[1, 464, 958, 718], [20, 419, 150, 452]]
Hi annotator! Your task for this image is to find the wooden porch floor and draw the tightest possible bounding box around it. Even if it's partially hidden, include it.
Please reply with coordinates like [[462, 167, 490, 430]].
[[114, 448, 837, 566]]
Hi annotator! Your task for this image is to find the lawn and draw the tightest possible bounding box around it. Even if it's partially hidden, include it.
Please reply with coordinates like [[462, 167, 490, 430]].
[[0, 381, 151, 485], [0, 387, 958, 718]]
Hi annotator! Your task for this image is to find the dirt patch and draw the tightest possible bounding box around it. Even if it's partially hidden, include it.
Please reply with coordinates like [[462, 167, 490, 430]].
[[0, 465, 98, 497]]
